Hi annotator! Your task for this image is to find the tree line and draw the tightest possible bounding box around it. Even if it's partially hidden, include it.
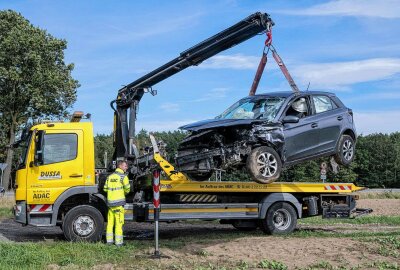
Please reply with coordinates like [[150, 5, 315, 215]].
[[0, 10, 79, 189], [95, 130, 400, 188]]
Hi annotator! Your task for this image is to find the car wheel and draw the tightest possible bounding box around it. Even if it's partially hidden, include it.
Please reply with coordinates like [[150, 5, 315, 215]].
[[187, 172, 213, 181], [63, 205, 104, 242], [246, 146, 282, 184], [334, 135, 355, 166], [259, 202, 297, 235]]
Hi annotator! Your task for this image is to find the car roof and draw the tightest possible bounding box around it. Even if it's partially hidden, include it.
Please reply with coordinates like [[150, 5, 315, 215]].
[[253, 91, 335, 98]]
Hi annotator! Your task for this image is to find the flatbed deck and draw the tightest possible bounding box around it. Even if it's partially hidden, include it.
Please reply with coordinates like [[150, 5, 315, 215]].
[[159, 180, 364, 193]]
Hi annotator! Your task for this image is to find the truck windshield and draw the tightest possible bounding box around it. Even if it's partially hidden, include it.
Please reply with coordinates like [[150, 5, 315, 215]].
[[217, 97, 285, 121]]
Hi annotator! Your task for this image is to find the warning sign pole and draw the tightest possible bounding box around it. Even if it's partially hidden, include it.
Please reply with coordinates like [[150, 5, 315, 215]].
[[152, 169, 161, 257]]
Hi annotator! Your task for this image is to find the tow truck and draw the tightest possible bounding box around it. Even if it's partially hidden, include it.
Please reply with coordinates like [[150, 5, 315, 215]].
[[14, 12, 370, 242]]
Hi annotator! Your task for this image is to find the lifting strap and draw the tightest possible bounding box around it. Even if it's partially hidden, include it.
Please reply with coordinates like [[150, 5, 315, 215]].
[[249, 28, 300, 96]]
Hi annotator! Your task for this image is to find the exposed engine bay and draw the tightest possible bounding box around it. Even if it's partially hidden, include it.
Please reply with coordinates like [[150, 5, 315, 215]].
[[176, 120, 284, 182]]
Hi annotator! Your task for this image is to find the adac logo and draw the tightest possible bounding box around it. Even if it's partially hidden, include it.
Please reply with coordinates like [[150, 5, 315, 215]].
[[39, 171, 61, 180]]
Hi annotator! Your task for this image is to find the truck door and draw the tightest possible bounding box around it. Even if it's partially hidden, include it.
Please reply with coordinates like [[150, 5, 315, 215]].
[[27, 130, 84, 205]]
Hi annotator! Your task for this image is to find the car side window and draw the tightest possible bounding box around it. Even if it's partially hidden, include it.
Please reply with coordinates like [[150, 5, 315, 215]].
[[285, 97, 309, 119], [42, 134, 77, 164], [312, 95, 336, 113]]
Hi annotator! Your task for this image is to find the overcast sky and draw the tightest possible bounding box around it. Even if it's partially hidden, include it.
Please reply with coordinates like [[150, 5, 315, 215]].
[[1, 0, 400, 135]]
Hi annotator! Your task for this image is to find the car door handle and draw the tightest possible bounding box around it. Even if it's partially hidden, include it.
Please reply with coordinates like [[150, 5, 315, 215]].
[[337, 116, 343, 121], [311, 123, 318, 128], [70, 174, 83, 178]]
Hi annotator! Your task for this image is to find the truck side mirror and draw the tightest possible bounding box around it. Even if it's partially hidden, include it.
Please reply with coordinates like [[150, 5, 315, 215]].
[[33, 130, 45, 166], [282, 115, 300, 124]]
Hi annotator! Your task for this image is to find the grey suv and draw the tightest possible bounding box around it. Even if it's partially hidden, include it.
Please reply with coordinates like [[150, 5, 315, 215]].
[[176, 91, 356, 183]]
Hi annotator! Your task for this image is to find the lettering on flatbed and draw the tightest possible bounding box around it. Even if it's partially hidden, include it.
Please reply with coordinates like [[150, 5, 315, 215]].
[[199, 184, 268, 189]]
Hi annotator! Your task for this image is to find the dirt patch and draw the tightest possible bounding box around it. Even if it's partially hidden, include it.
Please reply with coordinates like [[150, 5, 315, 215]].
[[155, 236, 398, 269], [357, 199, 400, 216]]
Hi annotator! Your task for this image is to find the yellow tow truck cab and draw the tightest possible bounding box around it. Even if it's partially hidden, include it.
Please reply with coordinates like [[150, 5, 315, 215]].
[[14, 118, 369, 242]]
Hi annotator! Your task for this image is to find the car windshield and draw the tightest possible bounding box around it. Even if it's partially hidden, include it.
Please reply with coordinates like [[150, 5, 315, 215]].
[[217, 97, 285, 121]]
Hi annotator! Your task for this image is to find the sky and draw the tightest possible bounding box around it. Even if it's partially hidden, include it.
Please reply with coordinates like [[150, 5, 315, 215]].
[[1, 0, 400, 135]]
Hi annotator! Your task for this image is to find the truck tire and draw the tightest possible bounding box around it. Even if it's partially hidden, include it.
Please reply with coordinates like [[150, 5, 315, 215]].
[[246, 146, 282, 184], [334, 135, 355, 166], [260, 202, 297, 235], [63, 205, 104, 242]]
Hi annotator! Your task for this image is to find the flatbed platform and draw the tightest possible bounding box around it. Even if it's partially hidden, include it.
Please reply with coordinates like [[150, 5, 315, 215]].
[[159, 180, 364, 193]]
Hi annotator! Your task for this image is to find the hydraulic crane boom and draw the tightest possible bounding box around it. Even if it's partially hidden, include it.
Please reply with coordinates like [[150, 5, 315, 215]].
[[111, 12, 274, 162]]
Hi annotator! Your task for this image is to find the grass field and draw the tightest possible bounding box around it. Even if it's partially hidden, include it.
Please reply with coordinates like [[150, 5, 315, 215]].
[[357, 191, 400, 199]]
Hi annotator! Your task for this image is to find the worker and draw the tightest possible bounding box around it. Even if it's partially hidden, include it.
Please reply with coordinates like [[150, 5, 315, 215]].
[[103, 160, 130, 246]]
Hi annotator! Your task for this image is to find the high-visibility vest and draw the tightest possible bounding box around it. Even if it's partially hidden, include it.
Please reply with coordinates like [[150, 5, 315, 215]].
[[103, 168, 130, 207]]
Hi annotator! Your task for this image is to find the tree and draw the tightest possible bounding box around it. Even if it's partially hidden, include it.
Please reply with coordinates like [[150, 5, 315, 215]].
[[0, 10, 79, 189]]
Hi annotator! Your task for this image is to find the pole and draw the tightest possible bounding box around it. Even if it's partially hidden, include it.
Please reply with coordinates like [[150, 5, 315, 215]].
[[0, 163, 7, 188], [152, 169, 161, 257]]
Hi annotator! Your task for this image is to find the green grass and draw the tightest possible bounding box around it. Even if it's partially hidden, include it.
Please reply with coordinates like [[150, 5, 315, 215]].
[[0, 242, 144, 270], [357, 192, 400, 199], [299, 215, 400, 226], [0, 207, 13, 219], [360, 236, 400, 259], [258, 259, 288, 270], [0, 197, 14, 219]]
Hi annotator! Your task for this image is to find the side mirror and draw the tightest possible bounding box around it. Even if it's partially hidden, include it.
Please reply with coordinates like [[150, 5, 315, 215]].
[[34, 130, 45, 166], [282, 115, 300, 124]]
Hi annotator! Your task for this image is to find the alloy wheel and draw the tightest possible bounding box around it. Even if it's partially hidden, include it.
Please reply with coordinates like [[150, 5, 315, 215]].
[[257, 152, 278, 177]]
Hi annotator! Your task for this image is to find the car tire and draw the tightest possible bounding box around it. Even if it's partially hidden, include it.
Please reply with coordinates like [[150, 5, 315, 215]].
[[259, 202, 297, 235], [334, 135, 355, 166], [246, 146, 282, 184], [187, 172, 213, 181], [63, 205, 104, 242]]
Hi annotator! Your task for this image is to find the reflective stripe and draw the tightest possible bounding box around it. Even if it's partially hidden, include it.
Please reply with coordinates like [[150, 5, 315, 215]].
[[106, 233, 114, 243], [107, 198, 126, 207], [115, 235, 123, 244], [108, 187, 123, 191]]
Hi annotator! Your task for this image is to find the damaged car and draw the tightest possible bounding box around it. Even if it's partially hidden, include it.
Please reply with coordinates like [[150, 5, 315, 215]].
[[176, 91, 356, 184]]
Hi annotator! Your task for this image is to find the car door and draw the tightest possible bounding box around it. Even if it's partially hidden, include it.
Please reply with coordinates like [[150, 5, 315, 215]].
[[311, 95, 343, 154], [281, 95, 320, 162]]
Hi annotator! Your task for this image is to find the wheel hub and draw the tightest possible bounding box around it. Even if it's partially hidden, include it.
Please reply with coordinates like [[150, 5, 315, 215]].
[[73, 215, 95, 237], [343, 140, 354, 161], [257, 152, 277, 177], [272, 209, 291, 230]]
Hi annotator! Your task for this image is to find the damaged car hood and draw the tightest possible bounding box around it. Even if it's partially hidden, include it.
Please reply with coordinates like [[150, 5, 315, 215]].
[[180, 118, 279, 132]]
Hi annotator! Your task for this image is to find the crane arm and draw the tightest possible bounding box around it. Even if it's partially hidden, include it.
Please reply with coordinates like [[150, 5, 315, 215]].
[[112, 12, 274, 161]]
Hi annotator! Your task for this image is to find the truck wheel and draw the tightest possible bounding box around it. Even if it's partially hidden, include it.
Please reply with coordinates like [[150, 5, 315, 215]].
[[63, 205, 104, 242], [260, 202, 297, 235], [246, 146, 282, 184], [232, 220, 258, 231], [334, 135, 355, 166]]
